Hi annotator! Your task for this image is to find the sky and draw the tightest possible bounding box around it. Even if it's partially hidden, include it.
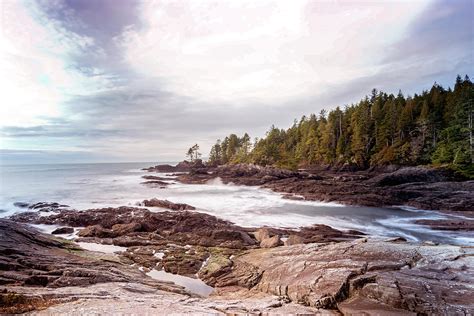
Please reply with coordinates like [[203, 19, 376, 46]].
[[0, 0, 473, 164]]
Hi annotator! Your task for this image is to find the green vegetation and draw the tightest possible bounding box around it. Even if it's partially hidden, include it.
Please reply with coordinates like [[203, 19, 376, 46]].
[[187, 144, 202, 162], [209, 76, 473, 175]]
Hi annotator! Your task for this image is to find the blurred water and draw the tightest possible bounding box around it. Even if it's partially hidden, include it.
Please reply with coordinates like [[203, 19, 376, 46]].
[[0, 162, 168, 215], [0, 162, 472, 245]]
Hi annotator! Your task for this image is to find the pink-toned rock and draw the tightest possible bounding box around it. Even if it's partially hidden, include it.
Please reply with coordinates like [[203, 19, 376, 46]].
[[253, 228, 271, 242], [78, 225, 115, 238], [284, 235, 304, 246], [112, 223, 142, 235], [260, 235, 281, 248], [210, 240, 474, 314]]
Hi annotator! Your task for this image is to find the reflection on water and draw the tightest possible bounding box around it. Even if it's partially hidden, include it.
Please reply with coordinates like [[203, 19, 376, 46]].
[[147, 269, 214, 297], [77, 242, 127, 254]]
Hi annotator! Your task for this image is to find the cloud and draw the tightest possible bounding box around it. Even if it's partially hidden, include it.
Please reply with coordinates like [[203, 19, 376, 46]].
[[0, 0, 472, 163], [118, 0, 430, 103], [383, 0, 473, 65], [0, 0, 111, 127]]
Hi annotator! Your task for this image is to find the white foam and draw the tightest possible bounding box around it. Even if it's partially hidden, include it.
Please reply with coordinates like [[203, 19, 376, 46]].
[[3, 163, 473, 246], [77, 242, 127, 254], [154, 252, 165, 259], [28, 224, 82, 240]]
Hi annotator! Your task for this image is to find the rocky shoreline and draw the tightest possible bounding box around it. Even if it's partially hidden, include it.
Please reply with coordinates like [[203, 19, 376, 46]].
[[167, 163, 473, 215], [145, 162, 474, 235], [2, 163, 474, 314], [145, 162, 474, 226], [2, 202, 473, 314]]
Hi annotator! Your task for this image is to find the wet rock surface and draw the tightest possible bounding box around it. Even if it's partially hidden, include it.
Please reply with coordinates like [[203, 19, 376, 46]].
[[0, 219, 188, 313], [11, 203, 362, 249], [28, 202, 72, 211], [415, 218, 474, 231], [4, 161, 473, 314], [11, 206, 257, 249], [140, 175, 176, 188], [3, 202, 474, 314], [140, 180, 170, 188], [140, 198, 196, 211], [8, 203, 362, 291], [51, 227, 74, 234], [3, 207, 361, 314]]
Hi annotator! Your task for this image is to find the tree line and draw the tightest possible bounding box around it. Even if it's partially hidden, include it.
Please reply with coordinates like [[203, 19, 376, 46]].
[[207, 76, 473, 175]]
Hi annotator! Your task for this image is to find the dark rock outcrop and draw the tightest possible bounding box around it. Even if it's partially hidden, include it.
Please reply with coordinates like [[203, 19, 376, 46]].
[[27, 202, 71, 211], [10, 206, 256, 249], [177, 163, 298, 185], [140, 198, 196, 211], [369, 166, 455, 186], [9, 203, 363, 285], [4, 200, 472, 314], [172, 164, 474, 216], [142, 175, 173, 181], [0, 219, 185, 292], [51, 227, 74, 234], [415, 218, 474, 231], [140, 180, 170, 187], [13, 202, 29, 208], [140, 175, 176, 188], [143, 160, 205, 173]]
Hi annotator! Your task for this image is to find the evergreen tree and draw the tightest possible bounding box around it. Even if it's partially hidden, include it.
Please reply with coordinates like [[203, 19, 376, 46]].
[[186, 144, 201, 161], [207, 76, 473, 175]]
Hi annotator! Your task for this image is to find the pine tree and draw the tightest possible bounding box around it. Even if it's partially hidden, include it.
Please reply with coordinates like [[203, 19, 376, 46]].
[[208, 76, 473, 176]]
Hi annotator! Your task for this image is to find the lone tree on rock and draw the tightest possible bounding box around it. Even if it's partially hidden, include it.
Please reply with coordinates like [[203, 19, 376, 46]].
[[187, 144, 201, 162]]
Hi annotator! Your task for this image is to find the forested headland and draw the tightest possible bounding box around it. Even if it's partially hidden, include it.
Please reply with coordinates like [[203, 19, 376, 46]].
[[207, 76, 473, 176]]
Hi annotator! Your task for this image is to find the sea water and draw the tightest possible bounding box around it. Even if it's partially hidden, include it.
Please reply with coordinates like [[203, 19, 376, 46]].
[[0, 162, 472, 245]]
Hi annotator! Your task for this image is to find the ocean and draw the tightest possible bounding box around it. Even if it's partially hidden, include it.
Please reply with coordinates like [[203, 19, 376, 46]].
[[1, 162, 472, 245]]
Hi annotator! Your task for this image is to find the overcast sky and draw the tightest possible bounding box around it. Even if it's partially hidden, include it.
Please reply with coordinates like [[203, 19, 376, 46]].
[[0, 0, 472, 164]]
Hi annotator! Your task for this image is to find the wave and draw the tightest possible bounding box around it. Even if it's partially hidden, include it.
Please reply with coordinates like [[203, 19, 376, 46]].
[[1, 163, 472, 246]]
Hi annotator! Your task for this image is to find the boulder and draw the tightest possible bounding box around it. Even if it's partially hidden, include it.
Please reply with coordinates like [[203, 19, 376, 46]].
[[78, 225, 116, 238], [51, 227, 74, 235], [112, 223, 142, 235], [28, 202, 70, 211], [254, 228, 271, 242], [284, 235, 304, 246], [260, 235, 281, 248], [13, 202, 29, 208], [141, 175, 171, 181], [141, 198, 195, 211], [198, 254, 233, 286], [211, 230, 256, 246], [140, 180, 170, 187]]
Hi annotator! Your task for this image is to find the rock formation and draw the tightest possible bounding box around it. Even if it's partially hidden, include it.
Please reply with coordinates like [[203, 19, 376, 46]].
[[140, 198, 196, 211], [3, 202, 473, 314], [200, 238, 474, 314], [156, 163, 474, 216]]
